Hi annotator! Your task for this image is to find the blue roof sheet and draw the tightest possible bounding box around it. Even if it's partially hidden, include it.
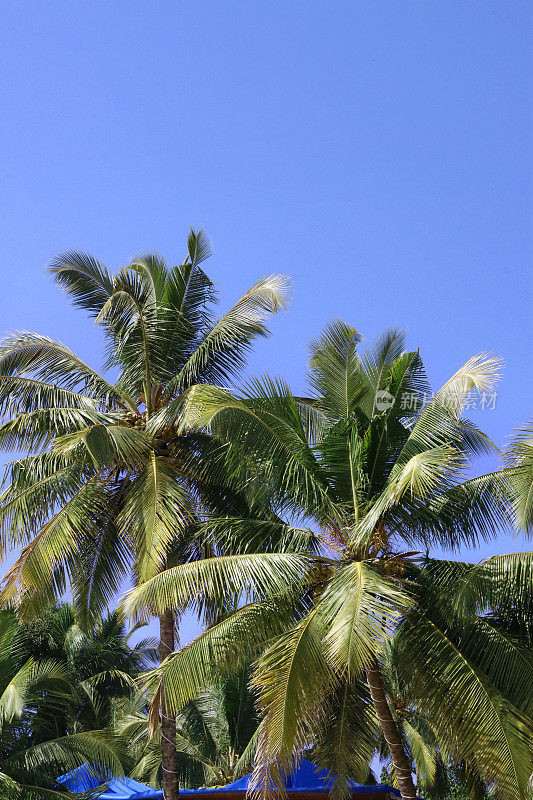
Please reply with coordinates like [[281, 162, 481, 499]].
[[58, 759, 400, 799]]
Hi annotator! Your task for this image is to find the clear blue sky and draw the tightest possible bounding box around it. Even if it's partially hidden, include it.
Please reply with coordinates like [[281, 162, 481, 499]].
[[0, 1, 531, 641]]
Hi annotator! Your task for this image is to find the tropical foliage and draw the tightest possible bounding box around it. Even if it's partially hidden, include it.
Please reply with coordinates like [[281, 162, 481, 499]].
[[0, 604, 130, 799], [0, 231, 287, 799], [119, 666, 260, 788], [0, 233, 531, 800], [123, 325, 533, 800]]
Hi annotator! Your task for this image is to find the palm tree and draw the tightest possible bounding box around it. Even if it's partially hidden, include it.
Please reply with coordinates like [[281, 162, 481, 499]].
[[0, 608, 123, 799], [119, 666, 260, 790], [123, 324, 532, 800], [0, 230, 288, 800], [12, 602, 157, 731]]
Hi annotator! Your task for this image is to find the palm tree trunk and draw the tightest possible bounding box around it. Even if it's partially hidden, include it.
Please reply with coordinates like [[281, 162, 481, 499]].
[[159, 609, 179, 800], [366, 657, 417, 800]]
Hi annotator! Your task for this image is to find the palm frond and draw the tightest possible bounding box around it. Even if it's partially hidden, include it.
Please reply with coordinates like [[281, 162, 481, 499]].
[[0, 474, 110, 611], [318, 561, 409, 675], [396, 610, 533, 800], [505, 421, 533, 534], [49, 251, 114, 317], [0, 332, 133, 409], [251, 607, 333, 791], [118, 454, 192, 581], [145, 593, 306, 718], [0, 658, 69, 725], [121, 552, 314, 621], [167, 274, 290, 392], [313, 677, 378, 796]]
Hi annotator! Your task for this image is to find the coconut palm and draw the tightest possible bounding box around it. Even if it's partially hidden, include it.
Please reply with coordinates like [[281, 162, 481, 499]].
[[0, 230, 288, 800], [0, 608, 123, 799], [123, 323, 532, 800], [119, 666, 260, 790], [12, 602, 157, 731]]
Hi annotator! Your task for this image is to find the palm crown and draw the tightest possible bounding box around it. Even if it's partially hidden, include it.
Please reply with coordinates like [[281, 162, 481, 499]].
[[0, 231, 288, 800], [0, 229, 288, 620], [123, 323, 531, 800]]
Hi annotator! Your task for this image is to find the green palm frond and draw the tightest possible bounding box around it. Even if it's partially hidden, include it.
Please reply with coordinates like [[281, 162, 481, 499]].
[[395, 354, 501, 467], [167, 274, 290, 393], [416, 470, 513, 550], [318, 561, 410, 675], [0, 376, 106, 416], [168, 381, 338, 522], [505, 421, 533, 533], [0, 454, 94, 553], [250, 607, 333, 790], [312, 677, 378, 795], [146, 593, 305, 717], [4, 729, 124, 782], [70, 512, 132, 628], [199, 517, 321, 555], [396, 610, 533, 800], [49, 251, 114, 317], [118, 454, 193, 580], [52, 422, 152, 468], [0, 657, 69, 724], [0, 474, 110, 611], [308, 319, 369, 423], [453, 551, 533, 618], [163, 230, 215, 326], [400, 719, 436, 785], [0, 331, 133, 409], [0, 406, 113, 452], [122, 552, 314, 621]]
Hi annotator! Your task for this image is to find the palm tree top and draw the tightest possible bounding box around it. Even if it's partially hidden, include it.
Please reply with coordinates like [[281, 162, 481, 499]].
[[0, 229, 289, 621]]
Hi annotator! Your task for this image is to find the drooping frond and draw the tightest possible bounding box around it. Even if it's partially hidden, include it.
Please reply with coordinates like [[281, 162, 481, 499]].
[[52, 422, 152, 469], [0, 332, 133, 409], [250, 607, 333, 792], [0, 376, 106, 416], [453, 551, 533, 619], [505, 421, 533, 534], [167, 274, 290, 393], [0, 406, 113, 453], [145, 592, 306, 718], [121, 552, 314, 622], [396, 609, 533, 800], [49, 251, 114, 317], [3, 730, 124, 786], [0, 453, 95, 555], [0, 658, 69, 725], [318, 561, 410, 675], [312, 677, 379, 795], [118, 453, 193, 581], [400, 719, 437, 786], [0, 474, 110, 612]]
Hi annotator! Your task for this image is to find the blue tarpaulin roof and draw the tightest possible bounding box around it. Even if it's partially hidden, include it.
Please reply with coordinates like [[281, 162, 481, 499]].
[[58, 760, 401, 799], [57, 764, 163, 799]]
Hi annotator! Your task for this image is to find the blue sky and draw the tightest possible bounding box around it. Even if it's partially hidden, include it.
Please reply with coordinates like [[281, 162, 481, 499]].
[[0, 1, 531, 642]]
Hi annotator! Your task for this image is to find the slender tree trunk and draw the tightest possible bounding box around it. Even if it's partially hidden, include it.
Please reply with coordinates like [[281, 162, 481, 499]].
[[159, 609, 179, 800], [366, 657, 417, 800]]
